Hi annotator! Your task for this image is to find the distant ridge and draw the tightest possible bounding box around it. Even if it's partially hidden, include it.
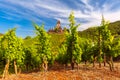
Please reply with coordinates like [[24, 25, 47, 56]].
[[78, 20, 120, 38]]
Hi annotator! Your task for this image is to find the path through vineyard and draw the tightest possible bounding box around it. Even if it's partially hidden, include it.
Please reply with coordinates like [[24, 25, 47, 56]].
[[1, 63, 120, 80]]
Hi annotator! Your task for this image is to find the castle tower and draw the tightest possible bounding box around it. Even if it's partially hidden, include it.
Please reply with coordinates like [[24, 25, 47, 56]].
[[48, 20, 63, 33], [55, 20, 63, 32], [56, 20, 61, 29]]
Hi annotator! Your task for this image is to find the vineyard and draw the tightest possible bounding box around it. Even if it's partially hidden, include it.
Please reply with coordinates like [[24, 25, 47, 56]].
[[0, 12, 120, 80]]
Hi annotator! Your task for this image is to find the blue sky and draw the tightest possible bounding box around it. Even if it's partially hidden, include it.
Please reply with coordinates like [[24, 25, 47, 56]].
[[0, 0, 120, 38]]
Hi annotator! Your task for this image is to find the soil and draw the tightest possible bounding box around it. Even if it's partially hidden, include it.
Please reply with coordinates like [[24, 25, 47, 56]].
[[0, 62, 120, 80]]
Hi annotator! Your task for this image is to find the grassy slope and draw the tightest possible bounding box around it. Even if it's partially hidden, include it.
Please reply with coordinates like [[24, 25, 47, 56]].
[[23, 33, 65, 56], [23, 21, 120, 55], [49, 33, 65, 55], [78, 21, 120, 39]]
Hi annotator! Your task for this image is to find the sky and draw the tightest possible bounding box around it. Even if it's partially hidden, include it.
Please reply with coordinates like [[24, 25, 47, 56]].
[[0, 0, 120, 38]]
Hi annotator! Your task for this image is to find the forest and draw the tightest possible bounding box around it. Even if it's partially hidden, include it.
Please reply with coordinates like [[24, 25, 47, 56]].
[[0, 12, 120, 80]]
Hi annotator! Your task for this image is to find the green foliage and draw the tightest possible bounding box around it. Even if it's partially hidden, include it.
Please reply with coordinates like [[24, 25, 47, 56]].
[[56, 43, 68, 64], [24, 46, 38, 70], [49, 33, 65, 55], [34, 24, 54, 65], [109, 21, 120, 35], [67, 12, 82, 64], [15, 38, 25, 66], [0, 28, 25, 75], [100, 16, 114, 57], [57, 12, 82, 65], [0, 28, 24, 64], [104, 36, 120, 57], [24, 36, 32, 40], [80, 38, 94, 63], [111, 38, 120, 57], [78, 21, 120, 40], [78, 27, 98, 41]]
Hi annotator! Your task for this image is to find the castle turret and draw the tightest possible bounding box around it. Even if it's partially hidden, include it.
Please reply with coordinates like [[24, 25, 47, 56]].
[[55, 20, 62, 32], [48, 20, 63, 33], [56, 20, 61, 29]]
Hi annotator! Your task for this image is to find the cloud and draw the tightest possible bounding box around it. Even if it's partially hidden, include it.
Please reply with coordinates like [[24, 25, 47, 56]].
[[78, 11, 120, 31], [78, 19, 101, 31], [81, 0, 94, 12], [0, 0, 120, 33], [104, 11, 120, 22]]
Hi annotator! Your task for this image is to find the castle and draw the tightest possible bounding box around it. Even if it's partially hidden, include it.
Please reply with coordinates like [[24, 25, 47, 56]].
[[48, 20, 63, 33]]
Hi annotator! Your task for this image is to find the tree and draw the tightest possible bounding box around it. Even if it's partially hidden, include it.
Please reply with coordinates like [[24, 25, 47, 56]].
[[61, 12, 82, 70], [99, 15, 120, 71], [95, 15, 110, 68], [91, 42, 100, 67], [80, 38, 93, 65], [100, 15, 110, 67], [102, 31, 120, 71], [34, 24, 53, 71], [57, 43, 68, 66], [24, 36, 32, 40], [97, 26, 103, 68], [24, 47, 32, 72], [0, 28, 24, 78], [14, 37, 25, 74]]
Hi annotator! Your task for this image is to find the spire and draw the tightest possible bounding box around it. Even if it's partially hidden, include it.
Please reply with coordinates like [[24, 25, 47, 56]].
[[56, 20, 61, 29]]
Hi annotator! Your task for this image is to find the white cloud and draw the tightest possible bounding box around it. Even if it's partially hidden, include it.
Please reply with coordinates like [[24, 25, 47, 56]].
[[104, 11, 120, 22], [1, 0, 120, 32], [78, 10, 120, 31], [81, 0, 94, 11], [78, 19, 101, 31]]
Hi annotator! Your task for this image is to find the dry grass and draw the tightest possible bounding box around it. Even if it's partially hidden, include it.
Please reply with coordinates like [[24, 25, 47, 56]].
[[1, 62, 120, 80]]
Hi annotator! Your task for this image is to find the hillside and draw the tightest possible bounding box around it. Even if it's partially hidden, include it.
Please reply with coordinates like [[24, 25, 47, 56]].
[[49, 33, 65, 55], [23, 20, 120, 55], [24, 33, 65, 55], [109, 21, 120, 35], [78, 21, 120, 39]]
